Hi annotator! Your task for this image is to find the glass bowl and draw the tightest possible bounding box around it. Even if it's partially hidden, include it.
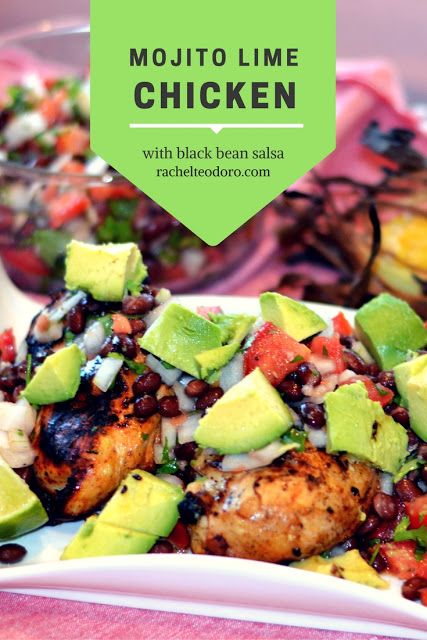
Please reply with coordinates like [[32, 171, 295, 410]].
[[0, 21, 261, 295]]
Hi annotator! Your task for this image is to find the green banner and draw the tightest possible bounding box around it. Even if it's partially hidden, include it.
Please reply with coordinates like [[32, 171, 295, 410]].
[[91, 0, 336, 245]]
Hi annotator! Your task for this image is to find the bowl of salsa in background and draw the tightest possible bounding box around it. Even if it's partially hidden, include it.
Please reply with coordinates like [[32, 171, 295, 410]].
[[0, 22, 262, 295]]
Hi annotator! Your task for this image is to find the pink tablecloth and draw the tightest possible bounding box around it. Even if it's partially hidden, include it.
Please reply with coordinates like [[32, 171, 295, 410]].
[[0, 52, 423, 640], [0, 592, 406, 640]]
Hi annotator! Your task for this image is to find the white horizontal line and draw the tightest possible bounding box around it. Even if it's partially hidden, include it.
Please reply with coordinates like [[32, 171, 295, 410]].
[[129, 123, 304, 134]]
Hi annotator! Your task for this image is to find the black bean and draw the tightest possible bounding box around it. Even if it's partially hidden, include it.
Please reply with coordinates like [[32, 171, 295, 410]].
[[420, 466, 427, 483], [277, 379, 303, 402], [185, 379, 209, 398], [159, 395, 180, 417], [174, 441, 197, 462], [14, 467, 33, 485], [371, 552, 387, 573], [100, 335, 121, 357], [341, 537, 358, 551], [178, 493, 205, 524], [417, 443, 427, 460], [389, 406, 410, 428], [299, 402, 326, 429], [129, 318, 146, 335], [402, 577, 427, 601], [357, 514, 380, 537], [122, 294, 155, 315], [365, 363, 380, 377], [407, 430, 421, 453], [176, 465, 197, 485], [0, 543, 27, 564], [134, 395, 158, 418], [67, 306, 86, 334], [133, 372, 162, 396], [340, 336, 354, 349], [343, 350, 367, 375], [150, 540, 174, 553], [0, 372, 19, 392], [118, 334, 137, 359], [373, 492, 397, 520], [292, 362, 321, 387], [377, 371, 396, 391], [395, 478, 422, 501], [143, 217, 173, 241], [195, 387, 224, 411]]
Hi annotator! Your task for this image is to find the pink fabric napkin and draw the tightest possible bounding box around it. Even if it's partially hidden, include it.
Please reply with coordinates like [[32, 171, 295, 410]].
[[0, 592, 405, 640]]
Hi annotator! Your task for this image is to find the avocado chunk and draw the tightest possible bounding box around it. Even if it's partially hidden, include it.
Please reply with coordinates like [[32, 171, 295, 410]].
[[406, 368, 427, 442], [65, 240, 147, 302], [394, 354, 427, 404], [260, 292, 327, 341], [196, 313, 255, 382], [0, 454, 48, 540], [194, 368, 293, 454], [139, 303, 222, 378], [355, 293, 427, 369], [61, 516, 157, 560], [292, 550, 388, 589], [22, 344, 82, 405], [325, 382, 408, 474], [98, 470, 183, 538]]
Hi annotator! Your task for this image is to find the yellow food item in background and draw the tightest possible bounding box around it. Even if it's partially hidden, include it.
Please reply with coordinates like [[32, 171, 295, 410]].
[[382, 215, 427, 271]]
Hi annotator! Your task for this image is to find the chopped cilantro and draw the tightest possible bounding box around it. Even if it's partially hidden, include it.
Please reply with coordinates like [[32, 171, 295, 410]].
[[96, 199, 138, 244], [27, 229, 71, 269], [126, 279, 142, 296], [369, 543, 381, 566], [393, 457, 423, 484], [25, 354, 32, 387], [7, 85, 31, 114], [322, 345, 329, 357], [64, 329, 76, 346], [281, 428, 307, 452], [108, 352, 146, 374], [160, 359, 176, 370], [375, 385, 390, 397], [394, 516, 427, 550], [141, 433, 149, 441], [291, 355, 304, 364], [157, 438, 179, 474], [98, 315, 113, 336]]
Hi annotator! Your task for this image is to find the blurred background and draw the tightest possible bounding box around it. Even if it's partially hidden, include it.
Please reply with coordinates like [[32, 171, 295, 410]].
[[1, 0, 426, 100], [0, 1, 426, 315]]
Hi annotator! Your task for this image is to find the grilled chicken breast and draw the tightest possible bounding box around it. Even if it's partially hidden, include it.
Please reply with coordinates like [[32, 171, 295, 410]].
[[32, 364, 160, 518], [186, 447, 378, 563]]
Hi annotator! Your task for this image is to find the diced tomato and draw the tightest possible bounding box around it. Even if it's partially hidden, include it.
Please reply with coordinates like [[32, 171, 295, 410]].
[[0, 329, 16, 363], [56, 126, 90, 155], [340, 374, 394, 408], [421, 588, 427, 606], [89, 184, 137, 201], [197, 306, 223, 320], [112, 313, 132, 335], [381, 541, 420, 580], [39, 88, 67, 126], [0, 248, 51, 277], [332, 311, 353, 337], [310, 334, 346, 373], [244, 322, 310, 386], [61, 160, 85, 174], [406, 496, 427, 530], [47, 190, 90, 228], [168, 521, 190, 549]]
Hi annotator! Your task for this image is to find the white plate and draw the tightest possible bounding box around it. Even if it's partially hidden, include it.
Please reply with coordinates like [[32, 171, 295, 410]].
[[1, 295, 427, 639]]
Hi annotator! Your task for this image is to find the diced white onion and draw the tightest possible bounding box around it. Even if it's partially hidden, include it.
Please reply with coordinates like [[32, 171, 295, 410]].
[[49, 291, 86, 323], [0, 399, 36, 435], [15, 341, 28, 364], [173, 382, 195, 412], [145, 354, 181, 385], [307, 428, 327, 448], [161, 417, 177, 448], [380, 472, 394, 496], [309, 354, 336, 375], [144, 304, 167, 328], [0, 446, 35, 468], [0, 431, 9, 448], [156, 473, 184, 489], [221, 440, 294, 472], [303, 374, 338, 404], [337, 369, 358, 385], [84, 155, 109, 176], [155, 288, 171, 304], [47, 153, 72, 173], [4, 111, 47, 149], [33, 315, 63, 344], [23, 73, 47, 100], [8, 429, 31, 451], [84, 321, 106, 358], [177, 412, 202, 444], [93, 357, 123, 392], [220, 353, 244, 392], [181, 248, 206, 277]]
